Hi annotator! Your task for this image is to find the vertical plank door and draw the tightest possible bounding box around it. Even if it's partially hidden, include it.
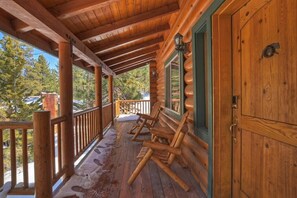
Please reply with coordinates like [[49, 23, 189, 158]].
[[231, 0, 297, 197]]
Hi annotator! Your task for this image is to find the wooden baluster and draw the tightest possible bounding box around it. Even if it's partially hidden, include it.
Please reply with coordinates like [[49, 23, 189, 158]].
[[75, 117, 78, 156], [79, 115, 82, 152], [57, 123, 62, 172], [0, 129, 3, 187], [84, 114, 87, 147], [10, 129, 16, 188], [50, 125, 56, 178], [22, 129, 28, 188], [33, 111, 52, 198]]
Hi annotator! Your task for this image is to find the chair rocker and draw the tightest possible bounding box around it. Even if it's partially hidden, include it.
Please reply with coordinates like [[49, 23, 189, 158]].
[[128, 111, 190, 191], [128, 102, 161, 142]]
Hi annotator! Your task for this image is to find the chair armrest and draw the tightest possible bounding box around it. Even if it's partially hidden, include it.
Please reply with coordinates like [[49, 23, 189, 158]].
[[140, 114, 158, 121], [150, 127, 174, 140], [143, 141, 181, 155], [136, 113, 148, 117]]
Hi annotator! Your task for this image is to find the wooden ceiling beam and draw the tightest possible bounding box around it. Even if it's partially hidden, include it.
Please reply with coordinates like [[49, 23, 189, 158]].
[[110, 54, 156, 69], [91, 23, 170, 54], [101, 37, 163, 61], [11, 0, 120, 33], [105, 46, 159, 66], [77, 3, 180, 42], [0, 0, 114, 75], [106, 51, 157, 68], [50, 0, 120, 20], [115, 63, 149, 75], [111, 58, 155, 71]]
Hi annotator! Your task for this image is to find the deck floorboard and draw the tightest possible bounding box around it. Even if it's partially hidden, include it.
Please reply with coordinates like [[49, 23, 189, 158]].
[[84, 120, 205, 198]]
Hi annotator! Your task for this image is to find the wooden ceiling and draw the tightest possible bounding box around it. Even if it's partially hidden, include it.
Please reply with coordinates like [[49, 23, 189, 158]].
[[0, 0, 182, 75]]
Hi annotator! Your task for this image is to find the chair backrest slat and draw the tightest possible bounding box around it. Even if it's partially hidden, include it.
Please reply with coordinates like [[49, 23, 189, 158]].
[[167, 111, 189, 164]]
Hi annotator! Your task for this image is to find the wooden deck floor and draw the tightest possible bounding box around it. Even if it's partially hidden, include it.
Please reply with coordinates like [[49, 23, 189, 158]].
[[83, 119, 206, 198]]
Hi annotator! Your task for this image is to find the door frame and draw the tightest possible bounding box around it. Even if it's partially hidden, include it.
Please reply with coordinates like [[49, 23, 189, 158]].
[[212, 0, 250, 197]]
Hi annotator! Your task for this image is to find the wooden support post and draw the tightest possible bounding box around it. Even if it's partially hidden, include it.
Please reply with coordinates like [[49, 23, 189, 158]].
[[95, 66, 103, 139], [59, 42, 74, 177], [149, 61, 157, 109], [33, 111, 52, 198], [108, 75, 114, 124]]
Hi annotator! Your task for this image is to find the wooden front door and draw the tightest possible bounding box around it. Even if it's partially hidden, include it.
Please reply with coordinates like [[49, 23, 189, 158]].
[[231, 0, 297, 197]]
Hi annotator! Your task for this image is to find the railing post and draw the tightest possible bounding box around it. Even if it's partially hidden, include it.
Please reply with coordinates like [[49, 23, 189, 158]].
[[59, 42, 74, 177], [115, 100, 120, 117], [108, 75, 114, 124], [95, 66, 103, 139], [33, 111, 52, 198]]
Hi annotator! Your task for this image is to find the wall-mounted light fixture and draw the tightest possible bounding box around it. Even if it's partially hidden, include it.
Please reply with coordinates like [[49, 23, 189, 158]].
[[174, 33, 189, 53], [151, 68, 158, 78]]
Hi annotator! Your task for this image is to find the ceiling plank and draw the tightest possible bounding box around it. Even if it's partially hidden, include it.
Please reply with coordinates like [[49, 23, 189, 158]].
[[110, 54, 156, 70], [101, 37, 163, 61], [109, 53, 156, 68], [11, 0, 120, 33], [0, 0, 114, 75], [77, 3, 180, 41], [104, 46, 159, 66], [111, 58, 155, 71], [91, 23, 170, 54], [50, 0, 120, 20], [115, 63, 149, 75]]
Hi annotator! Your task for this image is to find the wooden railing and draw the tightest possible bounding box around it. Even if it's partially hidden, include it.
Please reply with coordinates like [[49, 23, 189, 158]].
[[0, 121, 34, 194], [0, 104, 115, 196], [73, 107, 101, 160], [102, 103, 113, 130], [50, 115, 67, 185], [115, 100, 150, 116]]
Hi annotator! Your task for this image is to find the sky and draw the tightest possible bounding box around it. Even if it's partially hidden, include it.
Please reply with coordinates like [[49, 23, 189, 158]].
[[0, 31, 58, 70]]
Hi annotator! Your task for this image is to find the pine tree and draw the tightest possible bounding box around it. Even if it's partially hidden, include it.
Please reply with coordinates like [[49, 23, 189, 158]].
[[0, 35, 41, 121]]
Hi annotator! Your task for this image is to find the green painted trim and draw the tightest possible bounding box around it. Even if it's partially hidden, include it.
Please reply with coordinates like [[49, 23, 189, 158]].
[[192, 0, 226, 197], [164, 50, 185, 120]]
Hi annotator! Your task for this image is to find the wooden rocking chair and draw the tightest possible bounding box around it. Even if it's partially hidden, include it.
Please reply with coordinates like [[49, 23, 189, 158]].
[[128, 102, 162, 142], [128, 111, 190, 191]]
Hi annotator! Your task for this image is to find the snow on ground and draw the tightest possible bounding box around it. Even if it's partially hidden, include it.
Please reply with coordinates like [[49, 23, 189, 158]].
[[116, 114, 139, 122], [54, 127, 117, 198]]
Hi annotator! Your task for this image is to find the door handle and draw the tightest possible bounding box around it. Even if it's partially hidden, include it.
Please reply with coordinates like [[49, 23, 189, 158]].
[[229, 119, 238, 143], [229, 123, 237, 132]]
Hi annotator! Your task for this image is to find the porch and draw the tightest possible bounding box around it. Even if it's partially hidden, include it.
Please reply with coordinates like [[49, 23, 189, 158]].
[[55, 118, 205, 198]]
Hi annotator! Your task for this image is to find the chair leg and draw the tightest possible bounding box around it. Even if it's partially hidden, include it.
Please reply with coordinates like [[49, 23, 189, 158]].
[[151, 156, 190, 192], [128, 124, 138, 134], [131, 121, 145, 141], [128, 149, 153, 185]]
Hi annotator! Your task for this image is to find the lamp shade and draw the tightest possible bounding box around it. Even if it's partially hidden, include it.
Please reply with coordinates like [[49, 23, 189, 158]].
[[174, 33, 184, 50]]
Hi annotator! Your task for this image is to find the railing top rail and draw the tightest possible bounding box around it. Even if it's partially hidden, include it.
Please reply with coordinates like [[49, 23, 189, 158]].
[[0, 121, 33, 129], [51, 115, 67, 125], [117, 100, 150, 102], [74, 106, 100, 117], [102, 103, 112, 108]]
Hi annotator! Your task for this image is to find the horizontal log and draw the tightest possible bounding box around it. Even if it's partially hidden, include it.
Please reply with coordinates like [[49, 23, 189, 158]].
[[185, 84, 193, 97], [188, 132, 208, 150], [182, 145, 208, 191], [183, 135, 208, 169], [185, 70, 193, 85], [185, 97, 194, 111], [184, 57, 193, 72]]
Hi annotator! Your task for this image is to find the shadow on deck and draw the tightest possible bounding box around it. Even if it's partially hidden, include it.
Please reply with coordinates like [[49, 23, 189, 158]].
[[56, 117, 205, 198]]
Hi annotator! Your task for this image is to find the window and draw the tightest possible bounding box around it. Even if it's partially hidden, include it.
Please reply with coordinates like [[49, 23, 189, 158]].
[[193, 24, 211, 141], [165, 52, 184, 117]]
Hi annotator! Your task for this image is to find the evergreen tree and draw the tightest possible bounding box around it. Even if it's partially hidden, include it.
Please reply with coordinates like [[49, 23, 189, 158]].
[[25, 55, 59, 95], [0, 36, 40, 121], [114, 65, 149, 100], [73, 66, 95, 109]]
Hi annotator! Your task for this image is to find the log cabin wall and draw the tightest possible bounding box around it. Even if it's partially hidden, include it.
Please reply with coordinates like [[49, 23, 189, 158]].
[[149, 61, 158, 107], [155, 0, 214, 196]]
